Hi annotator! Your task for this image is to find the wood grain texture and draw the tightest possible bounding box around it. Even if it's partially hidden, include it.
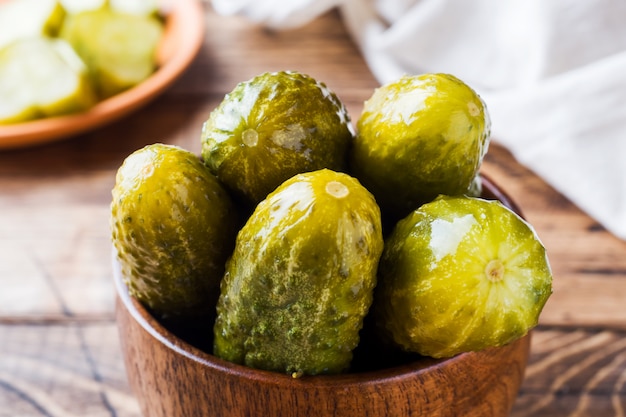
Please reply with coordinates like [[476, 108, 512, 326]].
[[2, 325, 624, 417], [513, 328, 626, 417], [0, 323, 139, 417], [1, 3, 625, 416]]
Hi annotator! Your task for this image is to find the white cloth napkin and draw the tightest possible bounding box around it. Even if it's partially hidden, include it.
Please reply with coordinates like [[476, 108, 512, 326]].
[[212, 0, 626, 240]]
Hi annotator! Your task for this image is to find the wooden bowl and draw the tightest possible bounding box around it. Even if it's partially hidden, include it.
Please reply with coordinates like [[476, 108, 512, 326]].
[[114, 174, 530, 417]]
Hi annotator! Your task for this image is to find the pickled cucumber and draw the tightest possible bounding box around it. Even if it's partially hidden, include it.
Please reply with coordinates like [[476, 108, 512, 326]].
[[61, 8, 163, 98], [0, 37, 96, 124], [0, 0, 65, 50], [375, 195, 552, 358], [351, 73, 491, 221], [201, 71, 354, 206], [213, 169, 383, 376], [111, 144, 238, 319]]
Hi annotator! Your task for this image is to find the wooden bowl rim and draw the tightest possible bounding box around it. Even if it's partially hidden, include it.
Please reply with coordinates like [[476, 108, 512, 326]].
[[113, 173, 526, 387]]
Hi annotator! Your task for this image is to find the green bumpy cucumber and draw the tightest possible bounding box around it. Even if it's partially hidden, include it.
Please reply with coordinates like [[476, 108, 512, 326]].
[[213, 169, 383, 376], [111, 144, 238, 320], [201, 71, 354, 206]]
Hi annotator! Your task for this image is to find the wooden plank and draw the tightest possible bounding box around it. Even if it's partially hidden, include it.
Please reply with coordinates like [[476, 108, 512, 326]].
[[511, 328, 626, 417], [2, 324, 624, 417], [0, 205, 115, 319], [172, 8, 380, 99], [0, 322, 140, 417]]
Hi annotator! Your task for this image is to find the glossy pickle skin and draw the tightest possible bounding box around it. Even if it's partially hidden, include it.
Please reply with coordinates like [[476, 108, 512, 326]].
[[201, 71, 354, 206], [351, 73, 491, 221], [375, 196, 553, 358], [111, 144, 238, 320], [213, 169, 384, 376]]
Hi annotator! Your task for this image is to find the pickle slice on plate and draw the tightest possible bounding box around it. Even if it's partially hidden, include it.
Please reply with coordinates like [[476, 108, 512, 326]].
[[0, 0, 65, 49], [59, 0, 106, 14], [61, 8, 163, 98], [60, 0, 159, 16], [351, 73, 491, 221], [110, 0, 160, 17], [0, 37, 96, 124]]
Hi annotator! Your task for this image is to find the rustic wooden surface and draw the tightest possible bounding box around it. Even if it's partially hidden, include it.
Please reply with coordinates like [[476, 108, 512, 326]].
[[1, 3, 625, 416]]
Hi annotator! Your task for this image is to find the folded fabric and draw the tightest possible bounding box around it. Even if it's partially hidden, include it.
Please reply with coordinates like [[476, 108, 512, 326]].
[[212, 0, 626, 240]]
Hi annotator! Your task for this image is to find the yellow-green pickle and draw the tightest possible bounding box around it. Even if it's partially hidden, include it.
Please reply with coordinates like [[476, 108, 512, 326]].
[[351, 73, 491, 221], [375, 195, 553, 358], [213, 169, 384, 376], [201, 71, 354, 206], [60, 7, 163, 99], [111, 144, 238, 320]]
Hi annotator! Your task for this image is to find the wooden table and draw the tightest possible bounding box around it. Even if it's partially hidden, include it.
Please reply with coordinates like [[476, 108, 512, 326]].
[[1, 4, 625, 416]]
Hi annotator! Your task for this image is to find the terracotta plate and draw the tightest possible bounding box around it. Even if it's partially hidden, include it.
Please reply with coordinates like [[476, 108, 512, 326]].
[[0, 0, 205, 150]]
